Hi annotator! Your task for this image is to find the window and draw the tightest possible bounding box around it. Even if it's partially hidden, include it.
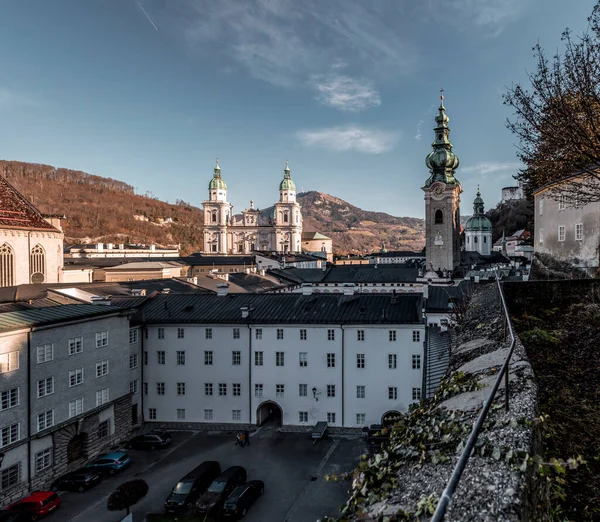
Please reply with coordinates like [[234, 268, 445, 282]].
[[158, 350, 168, 365], [95, 360, 109, 377], [327, 412, 336, 424], [158, 328, 164, 339], [298, 411, 308, 423], [177, 351, 186, 365], [177, 382, 186, 396], [0, 351, 19, 373], [299, 329, 307, 341], [0, 243, 15, 288], [204, 409, 213, 421], [327, 385, 336, 397], [357, 330, 365, 341], [435, 209, 444, 224], [0, 423, 19, 448], [576, 223, 583, 241], [144, 351, 148, 365], [232, 410, 241, 421], [157, 382, 165, 395], [389, 330, 397, 342], [255, 328, 262, 340], [539, 228, 544, 244], [129, 328, 139, 344], [37, 377, 54, 398], [328, 329, 335, 341], [37, 410, 53, 432], [539, 198, 544, 216], [356, 385, 365, 399], [219, 383, 227, 396], [129, 354, 138, 369], [36, 344, 53, 364], [97, 419, 111, 439], [412, 354, 421, 369], [388, 387, 398, 400], [356, 413, 366, 425], [130, 380, 138, 394], [232, 351, 241, 365], [388, 354, 397, 369], [277, 328, 284, 340], [0, 463, 20, 491], [96, 388, 109, 406], [95, 331, 108, 348], [205, 328, 213, 339], [255, 384, 263, 398], [276, 384, 285, 397], [299, 384, 307, 397], [233, 328, 240, 339], [356, 353, 365, 369], [0, 388, 18, 411], [205, 383, 213, 396], [35, 448, 52, 473], [177, 409, 186, 420], [177, 328, 185, 339], [69, 397, 83, 418], [299, 352, 307, 367], [558, 225, 566, 242], [233, 383, 241, 396], [558, 195, 566, 210], [205, 351, 213, 365], [412, 387, 422, 401], [143, 382, 148, 395], [327, 353, 335, 368], [255, 351, 263, 366], [412, 330, 421, 342], [68, 336, 83, 355], [29, 244, 45, 283], [69, 368, 84, 387], [148, 408, 157, 420], [276, 352, 285, 366]]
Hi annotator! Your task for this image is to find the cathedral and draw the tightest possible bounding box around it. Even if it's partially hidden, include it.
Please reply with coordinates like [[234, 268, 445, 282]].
[[202, 161, 303, 254]]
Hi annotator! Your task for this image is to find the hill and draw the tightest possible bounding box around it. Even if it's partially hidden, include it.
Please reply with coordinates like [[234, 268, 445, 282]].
[[0, 161, 425, 255]]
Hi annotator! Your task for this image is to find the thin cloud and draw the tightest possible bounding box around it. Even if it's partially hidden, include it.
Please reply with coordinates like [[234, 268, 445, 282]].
[[461, 162, 522, 175], [296, 125, 400, 154], [309, 74, 381, 112], [0, 88, 38, 111], [414, 120, 424, 140]]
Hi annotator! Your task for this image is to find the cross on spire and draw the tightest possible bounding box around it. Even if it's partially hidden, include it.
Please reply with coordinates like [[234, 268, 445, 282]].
[[440, 88, 444, 101]]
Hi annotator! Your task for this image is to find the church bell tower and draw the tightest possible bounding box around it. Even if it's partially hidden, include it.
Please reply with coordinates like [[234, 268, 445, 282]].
[[423, 92, 462, 275]]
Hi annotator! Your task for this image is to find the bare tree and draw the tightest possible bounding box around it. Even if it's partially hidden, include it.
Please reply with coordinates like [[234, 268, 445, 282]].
[[504, 1, 600, 204]]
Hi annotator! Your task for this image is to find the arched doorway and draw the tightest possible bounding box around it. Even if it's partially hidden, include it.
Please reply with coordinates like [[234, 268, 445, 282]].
[[381, 410, 403, 427], [67, 432, 89, 463], [256, 401, 283, 427]]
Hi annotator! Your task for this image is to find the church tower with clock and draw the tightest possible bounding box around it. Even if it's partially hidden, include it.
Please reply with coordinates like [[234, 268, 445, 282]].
[[423, 93, 462, 275]]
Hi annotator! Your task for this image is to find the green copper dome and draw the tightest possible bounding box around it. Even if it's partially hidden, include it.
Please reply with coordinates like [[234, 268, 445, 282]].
[[279, 161, 296, 191], [424, 93, 460, 188], [465, 187, 492, 231], [208, 160, 227, 190]]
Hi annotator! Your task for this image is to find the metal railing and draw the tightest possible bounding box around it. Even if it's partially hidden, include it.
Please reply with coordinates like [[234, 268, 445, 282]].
[[431, 274, 517, 521]]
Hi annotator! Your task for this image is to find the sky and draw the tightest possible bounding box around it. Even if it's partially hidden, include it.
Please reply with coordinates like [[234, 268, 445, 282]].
[[0, 0, 597, 219]]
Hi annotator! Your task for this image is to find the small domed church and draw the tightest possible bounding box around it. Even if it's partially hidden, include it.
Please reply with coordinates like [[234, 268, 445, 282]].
[[202, 161, 302, 254]]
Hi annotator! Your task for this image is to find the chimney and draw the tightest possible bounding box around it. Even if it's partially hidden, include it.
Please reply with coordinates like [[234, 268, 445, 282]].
[[343, 284, 355, 296], [240, 306, 250, 319], [216, 284, 229, 297]]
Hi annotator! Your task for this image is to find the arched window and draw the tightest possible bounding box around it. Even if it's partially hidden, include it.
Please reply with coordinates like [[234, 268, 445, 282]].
[[483, 236, 487, 243], [283, 213, 289, 223], [211, 212, 217, 223], [0, 243, 15, 287], [30, 244, 46, 283], [474, 236, 478, 243], [435, 210, 444, 224]]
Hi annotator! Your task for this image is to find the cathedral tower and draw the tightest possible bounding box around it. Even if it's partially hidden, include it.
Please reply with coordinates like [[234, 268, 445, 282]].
[[203, 160, 232, 254], [423, 93, 462, 274], [274, 161, 302, 252]]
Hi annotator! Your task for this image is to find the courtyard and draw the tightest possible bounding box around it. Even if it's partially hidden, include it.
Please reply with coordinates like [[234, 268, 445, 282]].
[[52, 426, 364, 522]]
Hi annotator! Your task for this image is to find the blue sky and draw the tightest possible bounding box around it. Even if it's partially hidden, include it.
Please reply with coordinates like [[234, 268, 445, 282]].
[[0, 0, 596, 218]]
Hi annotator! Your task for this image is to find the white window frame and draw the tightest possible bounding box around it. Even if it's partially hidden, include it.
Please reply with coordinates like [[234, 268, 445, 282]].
[[389, 330, 397, 342], [177, 351, 186, 365], [177, 408, 186, 420], [232, 351, 241, 365], [177, 328, 185, 339], [356, 353, 365, 368], [300, 329, 307, 341], [68, 336, 83, 355], [558, 195, 566, 210], [388, 387, 398, 400], [36, 344, 53, 364], [388, 354, 397, 369], [177, 382, 186, 396], [255, 351, 263, 366], [157, 328, 165, 339], [356, 413, 366, 425], [276, 352, 285, 366], [95, 331, 108, 348], [412, 387, 422, 401], [0, 387, 19, 411], [299, 352, 307, 367], [129, 353, 139, 369], [412, 354, 421, 370], [157, 351, 166, 365], [205, 383, 213, 396], [37, 377, 54, 398], [357, 385, 365, 399], [232, 409, 241, 421], [276, 328, 284, 340], [129, 328, 139, 344], [558, 225, 566, 242], [130, 380, 139, 394], [276, 384, 285, 397], [148, 408, 157, 420], [96, 388, 109, 406], [219, 383, 227, 396], [575, 223, 583, 241], [327, 329, 335, 341], [37, 410, 54, 432], [95, 360, 109, 378], [35, 448, 52, 473], [69, 397, 84, 418], [157, 382, 165, 395], [233, 383, 241, 396], [327, 412, 336, 424], [327, 384, 336, 398], [327, 353, 335, 368], [205, 328, 213, 339], [254, 384, 263, 398], [205, 351, 213, 365], [204, 409, 213, 421], [0, 351, 19, 374], [233, 328, 240, 339], [299, 384, 307, 397], [298, 411, 308, 423], [357, 330, 365, 341], [255, 328, 262, 340], [0, 423, 19, 448], [69, 367, 84, 387], [412, 330, 421, 343]]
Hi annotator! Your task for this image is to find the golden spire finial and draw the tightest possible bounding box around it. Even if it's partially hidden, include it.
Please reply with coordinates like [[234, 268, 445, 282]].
[[440, 88, 444, 101]]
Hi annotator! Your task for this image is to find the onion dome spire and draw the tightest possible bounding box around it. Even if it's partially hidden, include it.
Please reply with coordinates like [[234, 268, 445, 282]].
[[473, 185, 485, 215], [279, 160, 296, 191], [425, 90, 460, 187], [208, 157, 227, 190]]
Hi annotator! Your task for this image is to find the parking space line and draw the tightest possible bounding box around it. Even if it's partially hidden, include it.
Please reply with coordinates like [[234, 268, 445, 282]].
[[283, 439, 340, 522]]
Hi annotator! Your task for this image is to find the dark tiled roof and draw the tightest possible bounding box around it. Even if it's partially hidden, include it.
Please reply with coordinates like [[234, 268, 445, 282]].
[[427, 281, 472, 312], [0, 304, 126, 332], [268, 268, 327, 284], [268, 265, 420, 285], [0, 176, 58, 231], [183, 255, 255, 266], [227, 273, 282, 293], [137, 293, 423, 325]]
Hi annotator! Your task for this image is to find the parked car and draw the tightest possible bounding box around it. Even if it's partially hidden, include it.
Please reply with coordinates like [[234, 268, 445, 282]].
[[222, 480, 264, 519], [164, 461, 221, 514], [366, 425, 391, 445], [0, 510, 33, 522], [51, 468, 102, 492], [196, 466, 247, 515], [84, 451, 131, 475], [7, 491, 60, 520], [129, 430, 172, 451]]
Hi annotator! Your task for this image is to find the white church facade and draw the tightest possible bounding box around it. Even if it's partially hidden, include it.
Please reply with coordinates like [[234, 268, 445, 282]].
[[202, 161, 303, 255], [0, 175, 64, 287]]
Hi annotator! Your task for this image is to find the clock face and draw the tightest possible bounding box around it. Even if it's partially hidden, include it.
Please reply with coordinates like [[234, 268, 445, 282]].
[[432, 184, 445, 197]]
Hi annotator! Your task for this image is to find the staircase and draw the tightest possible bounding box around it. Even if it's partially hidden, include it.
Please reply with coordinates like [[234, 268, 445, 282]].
[[425, 326, 450, 398]]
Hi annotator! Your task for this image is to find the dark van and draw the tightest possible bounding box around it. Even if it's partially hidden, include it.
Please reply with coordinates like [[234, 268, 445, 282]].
[[197, 466, 247, 514], [164, 461, 221, 514]]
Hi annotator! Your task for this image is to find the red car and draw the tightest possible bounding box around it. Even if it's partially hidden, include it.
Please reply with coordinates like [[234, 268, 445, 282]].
[[8, 491, 60, 520]]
